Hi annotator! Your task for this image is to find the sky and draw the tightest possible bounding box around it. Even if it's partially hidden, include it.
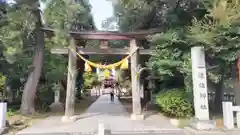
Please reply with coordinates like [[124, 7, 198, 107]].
[[89, 0, 114, 30]]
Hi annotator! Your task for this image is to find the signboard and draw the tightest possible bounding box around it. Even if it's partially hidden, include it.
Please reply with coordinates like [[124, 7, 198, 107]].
[[191, 46, 209, 120], [100, 40, 108, 49]]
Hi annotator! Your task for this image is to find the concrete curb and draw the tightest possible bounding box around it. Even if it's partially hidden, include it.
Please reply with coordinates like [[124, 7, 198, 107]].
[[184, 126, 240, 135]]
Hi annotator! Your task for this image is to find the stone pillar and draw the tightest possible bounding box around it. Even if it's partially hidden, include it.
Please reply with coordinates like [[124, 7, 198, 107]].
[[130, 39, 144, 120], [62, 39, 77, 122], [236, 111, 240, 128], [0, 102, 7, 129], [222, 102, 234, 129], [190, 46, 215, 130]]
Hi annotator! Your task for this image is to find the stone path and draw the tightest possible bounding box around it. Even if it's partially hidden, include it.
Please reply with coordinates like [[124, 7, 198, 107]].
[[17, 95, 186, 135]]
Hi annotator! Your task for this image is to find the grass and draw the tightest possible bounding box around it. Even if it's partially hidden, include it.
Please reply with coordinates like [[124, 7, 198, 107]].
[[3, 96, 97, 135], [5, 111, 50, 135]]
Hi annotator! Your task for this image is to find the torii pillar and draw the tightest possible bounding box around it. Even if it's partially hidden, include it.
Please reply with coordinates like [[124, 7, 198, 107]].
[[130, 39, 144, 120], [62, 39, 77, 122]]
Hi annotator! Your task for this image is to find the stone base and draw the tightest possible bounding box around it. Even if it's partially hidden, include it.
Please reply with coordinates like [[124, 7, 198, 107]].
[[184, 126, 226, 135], [61, 115, 77, 123], [130, 114, 144, 120], [170, 119, 180, 126], [190, 120, 216, 130], [49, 102, 64, 113]]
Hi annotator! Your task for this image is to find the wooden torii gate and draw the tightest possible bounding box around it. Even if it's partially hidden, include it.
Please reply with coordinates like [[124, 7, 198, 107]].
[[43, 27, 159, 121]]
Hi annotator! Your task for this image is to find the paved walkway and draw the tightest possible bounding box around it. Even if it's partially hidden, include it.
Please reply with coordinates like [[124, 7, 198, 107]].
[[17, 95, 186, 135]]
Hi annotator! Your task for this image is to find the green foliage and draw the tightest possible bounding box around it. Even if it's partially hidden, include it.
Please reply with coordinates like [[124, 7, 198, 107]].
[[7, 108, 18, 117], [35, 84, 54, 111], [0, 0, 95, 112], [156, 88, 193, 118], [113, 0, 208, 95], [83, 72, 98, 89], [42, 0, 95, 95], [186, 0, 240, 87], [113, 0, 153, 31], [147, 0, 240, 94], [0, 72, 6, 100], [148, 28, 192, 92], [44, 0, 94, 47], [0, 0, 39, 95], [116, 70, 131, 91], [42, 48, 67, 83], [0, 72, 5, 89], [113, 0, 204, 31], [0, 0, 37, 63]]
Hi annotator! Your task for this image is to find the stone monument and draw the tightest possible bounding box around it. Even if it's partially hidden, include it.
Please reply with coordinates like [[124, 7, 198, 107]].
[[49, 82, 64, 113], [190, 46, 215, 130]]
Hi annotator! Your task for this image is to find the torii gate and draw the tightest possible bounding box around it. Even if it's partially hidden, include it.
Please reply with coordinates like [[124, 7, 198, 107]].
[[43, 27, 159, 122]]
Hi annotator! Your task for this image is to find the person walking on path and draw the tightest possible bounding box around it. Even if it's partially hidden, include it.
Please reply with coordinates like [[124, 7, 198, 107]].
[[110, 88, 114, 102]]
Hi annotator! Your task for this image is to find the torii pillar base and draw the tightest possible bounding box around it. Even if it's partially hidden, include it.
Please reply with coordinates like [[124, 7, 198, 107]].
[[131, 114, 144, 120], [61, 115, 77, 123]]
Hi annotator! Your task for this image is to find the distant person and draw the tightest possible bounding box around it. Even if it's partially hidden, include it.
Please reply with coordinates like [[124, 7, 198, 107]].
[[110, 89, 114, 102]]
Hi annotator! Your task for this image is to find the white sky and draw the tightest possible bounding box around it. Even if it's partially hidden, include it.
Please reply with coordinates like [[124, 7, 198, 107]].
[[89, 0, 114, 30]]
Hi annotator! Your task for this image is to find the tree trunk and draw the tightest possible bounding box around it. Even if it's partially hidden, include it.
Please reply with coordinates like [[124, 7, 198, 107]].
[[214, 74, 224, 114], [234, 79, 240, 103], [61, 79, 67, 91], [20, 6, 44, 115], [76, 59, 84, 100]]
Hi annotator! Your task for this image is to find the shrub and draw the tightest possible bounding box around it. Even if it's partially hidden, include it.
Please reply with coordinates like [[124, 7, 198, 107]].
[[156, 88, 193, 118], [7, 108, 18, 117], [83, 72, 98, 89], [35, 84, 54, 111]]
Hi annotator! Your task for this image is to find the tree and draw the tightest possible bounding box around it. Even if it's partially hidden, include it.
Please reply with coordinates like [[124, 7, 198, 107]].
[[113, 0, 240, 113], [146, 0, 240, 112], [186, 0, 240, 112], [0, 0, 95, 115], [0, 0, 43, 115], [113, 0, 205, 31], [43, 0, 95, 101], [20, 0, 44, 115]]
